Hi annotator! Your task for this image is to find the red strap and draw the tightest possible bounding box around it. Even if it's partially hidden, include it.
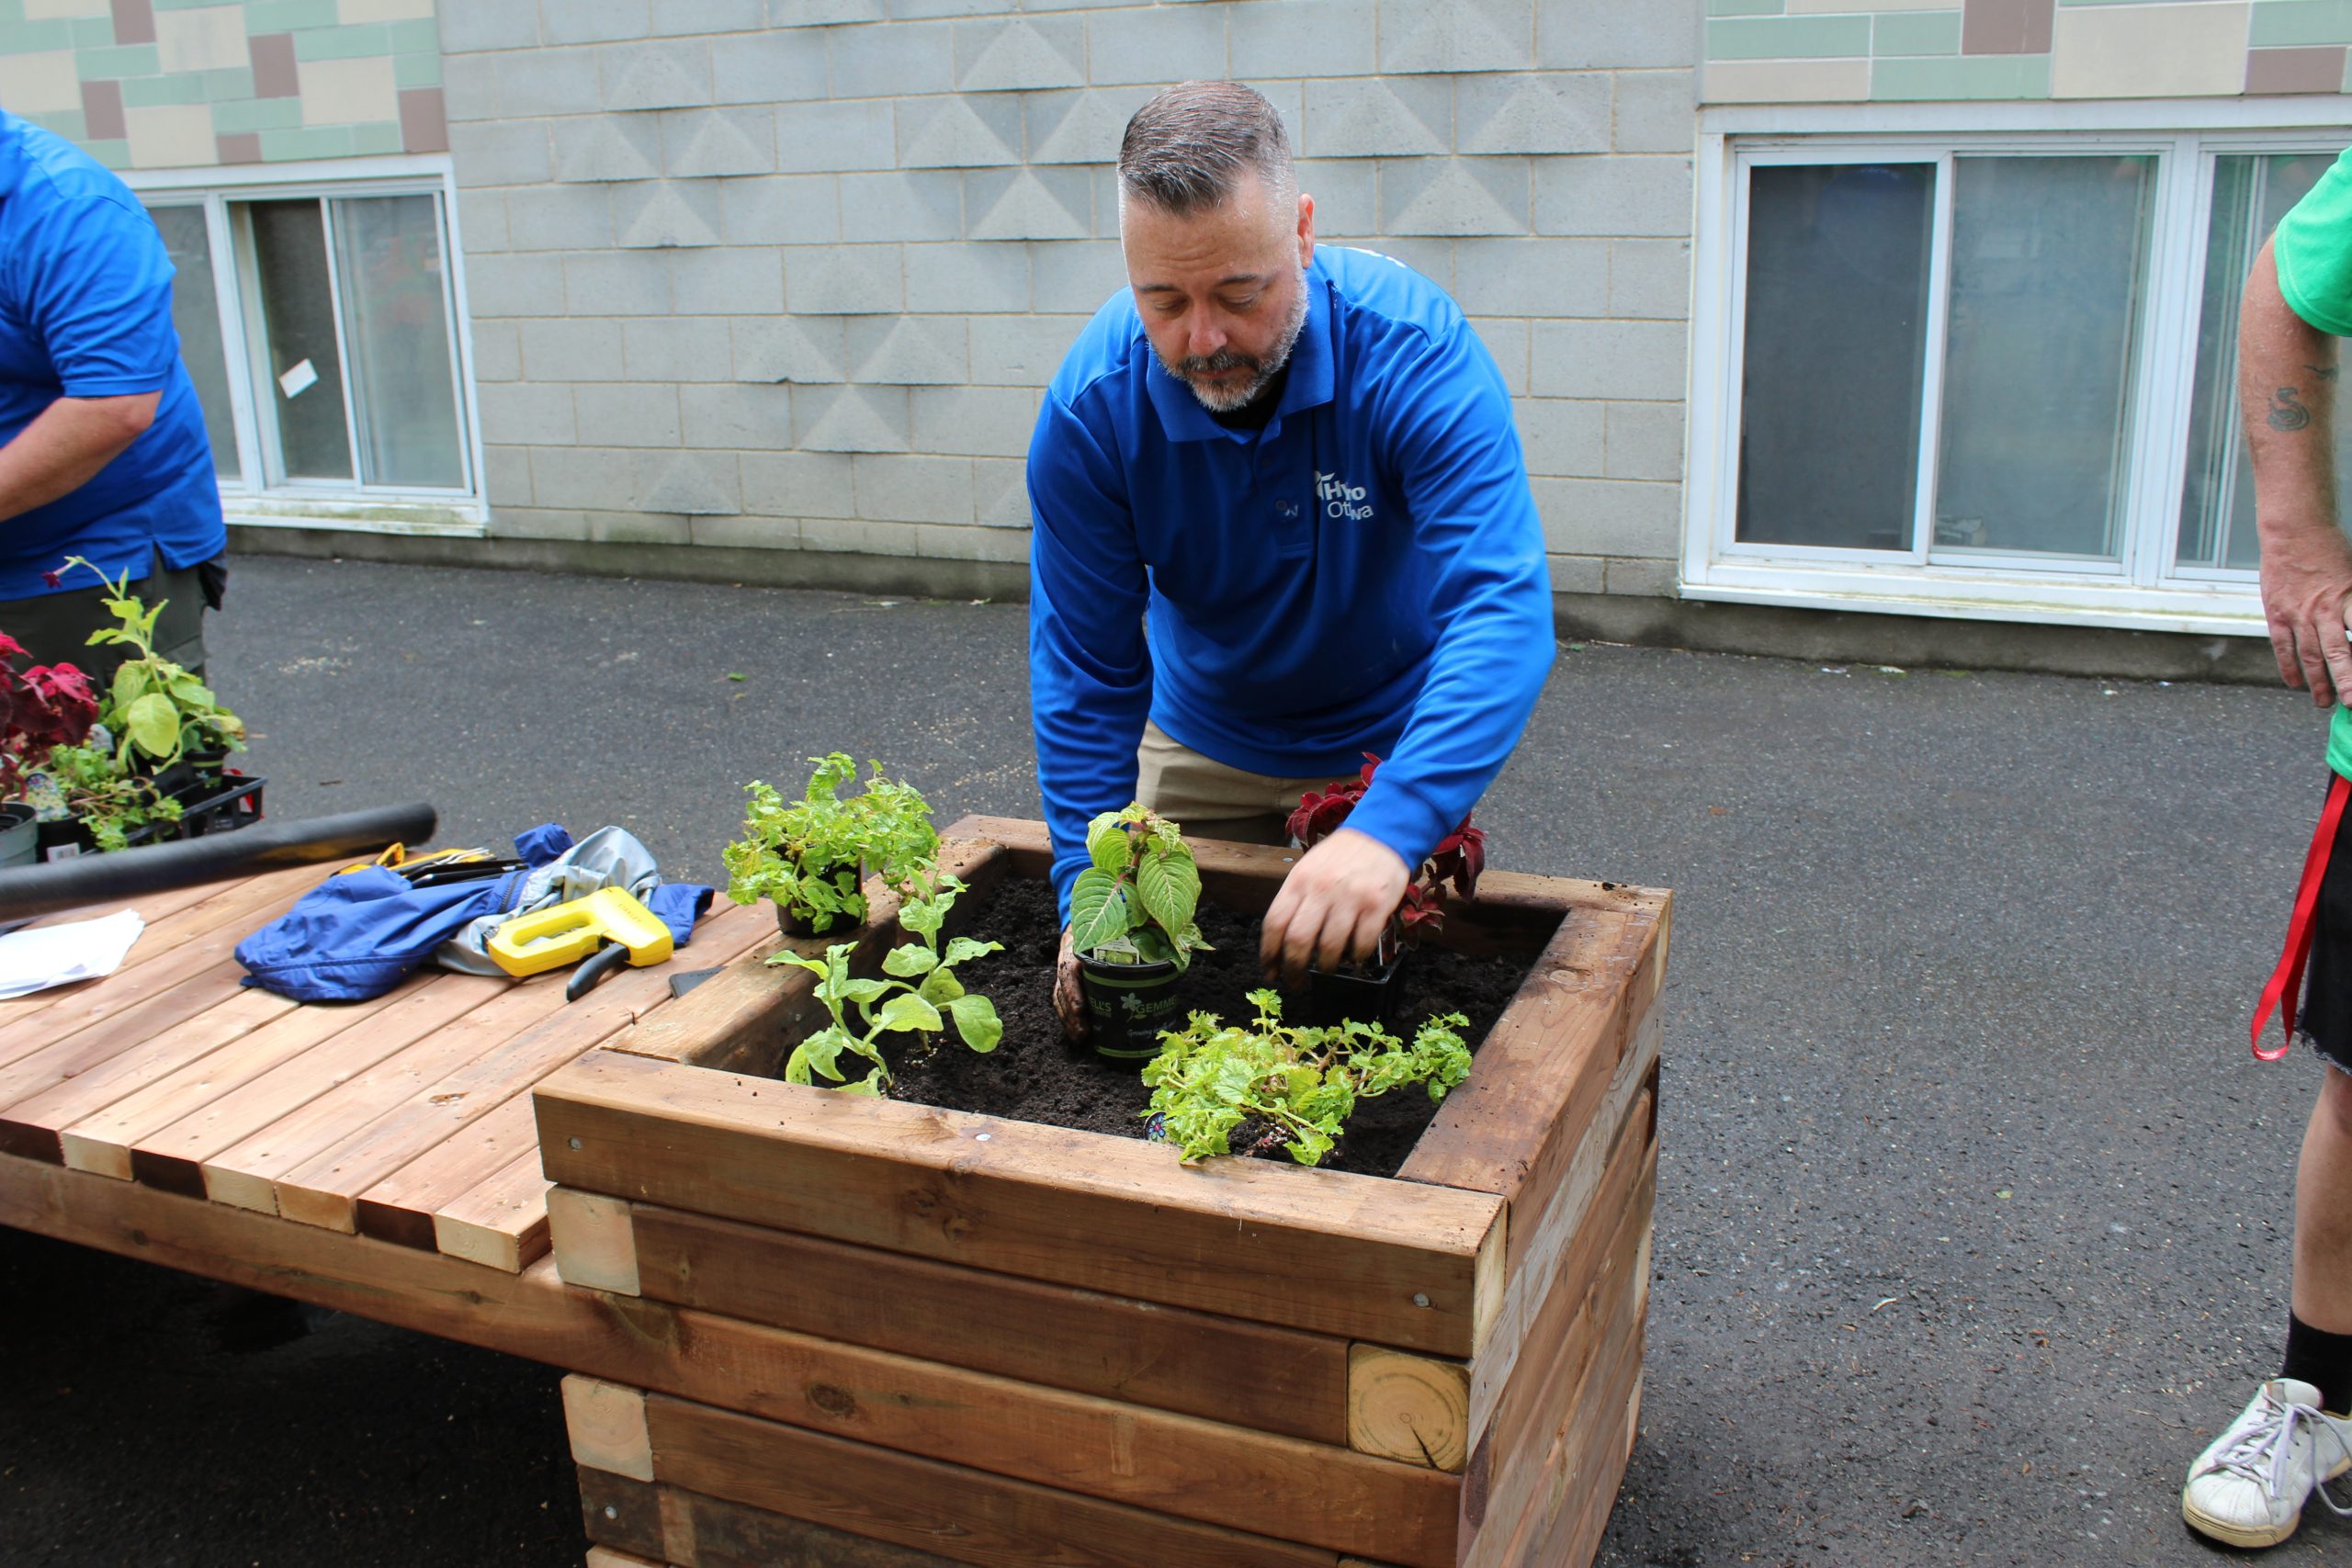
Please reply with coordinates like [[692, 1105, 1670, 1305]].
[[2255, 773, 2352, 1060]]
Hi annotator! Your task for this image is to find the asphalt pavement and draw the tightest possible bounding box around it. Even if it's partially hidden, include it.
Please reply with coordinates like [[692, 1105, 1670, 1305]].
[[0, 554, 2337, 1567]]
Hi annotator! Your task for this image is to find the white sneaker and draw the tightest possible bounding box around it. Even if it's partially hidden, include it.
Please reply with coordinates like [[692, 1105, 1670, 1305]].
[[2183, 1378, 2352, 1548]]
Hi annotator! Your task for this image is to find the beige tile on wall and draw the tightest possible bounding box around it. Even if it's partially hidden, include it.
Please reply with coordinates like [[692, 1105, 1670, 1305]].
[[123, 103, 216, 168], [23, 0, 110, 18], [337, 0, 435, 19], [154, 6, 251, 75], [0, 50, 82, 113], [300, 55, 401, 128], [1701, 57, 1871, 103], [2051, 2, 2250, 97]]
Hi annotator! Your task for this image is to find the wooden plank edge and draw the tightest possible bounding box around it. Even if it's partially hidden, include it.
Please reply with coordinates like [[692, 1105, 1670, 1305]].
[[565, 1374, 655, 1483], [550, 1186, 641, 1295]]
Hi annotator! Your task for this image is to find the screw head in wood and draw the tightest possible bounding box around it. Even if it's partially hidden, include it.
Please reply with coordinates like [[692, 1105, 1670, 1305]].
[[1412, 1292, 1431, 1308]]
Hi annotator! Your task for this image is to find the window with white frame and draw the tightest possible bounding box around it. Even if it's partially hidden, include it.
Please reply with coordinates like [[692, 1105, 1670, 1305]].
[[1690, 118, 2352, 632], [137, 175, 475, 510]]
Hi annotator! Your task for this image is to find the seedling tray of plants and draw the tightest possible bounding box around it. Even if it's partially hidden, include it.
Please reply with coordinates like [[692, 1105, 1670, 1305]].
[[534, 815, 1669, 1568], [35, 768, 265, 861]]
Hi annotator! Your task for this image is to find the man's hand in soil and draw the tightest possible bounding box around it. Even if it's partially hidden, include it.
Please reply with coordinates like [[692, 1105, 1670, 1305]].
[[1261, 827, 1408, 987], [1054, 923, 1088, 1041]]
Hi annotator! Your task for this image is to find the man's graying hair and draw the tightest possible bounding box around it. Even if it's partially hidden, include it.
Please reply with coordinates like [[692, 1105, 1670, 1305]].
[[1117, 81, 1295, 217]]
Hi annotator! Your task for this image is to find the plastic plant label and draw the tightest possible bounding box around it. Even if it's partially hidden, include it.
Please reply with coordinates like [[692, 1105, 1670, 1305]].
[[278, 358, 318, 400]]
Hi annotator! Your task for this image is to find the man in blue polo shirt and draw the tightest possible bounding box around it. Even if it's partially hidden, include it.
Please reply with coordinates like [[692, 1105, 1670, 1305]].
[[0, 108, 226, 678], [1028, 80, 1554, 1032]]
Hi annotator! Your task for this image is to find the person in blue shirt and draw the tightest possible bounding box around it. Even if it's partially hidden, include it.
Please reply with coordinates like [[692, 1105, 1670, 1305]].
[[0, 109, 227, 680], [1028, 80, 1555, 1033]]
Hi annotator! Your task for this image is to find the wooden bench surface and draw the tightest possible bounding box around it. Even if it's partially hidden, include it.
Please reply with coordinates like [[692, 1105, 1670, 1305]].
[[0, 863, 778, 1278]]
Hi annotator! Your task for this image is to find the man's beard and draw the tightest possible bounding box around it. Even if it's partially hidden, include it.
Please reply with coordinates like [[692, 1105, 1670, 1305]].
[[1158, 273, 1310, 413]]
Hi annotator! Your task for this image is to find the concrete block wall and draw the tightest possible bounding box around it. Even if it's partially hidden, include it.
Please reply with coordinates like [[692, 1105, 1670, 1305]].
[[445, 0, 1702, 593]]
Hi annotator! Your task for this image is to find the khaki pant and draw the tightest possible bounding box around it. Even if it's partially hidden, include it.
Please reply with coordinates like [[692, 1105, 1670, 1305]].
[[1134, 721, 1344, 847], [0, 549, 211, 682]]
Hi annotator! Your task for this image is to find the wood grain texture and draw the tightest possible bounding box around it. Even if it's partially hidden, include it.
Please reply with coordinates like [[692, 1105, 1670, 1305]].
[[0, 987, 296, 1161], [576, 1467, 666, 1562], [572, 1295, 1457, 1560], [629, 1202, 1349, 1444], [537, 1047, 1502, 1357], [567, 1376, 655, 1482], [431, 1146, 552, 1272], [130, 971, 511, 1195], [654, 1483, 968, 1568], [57, 981, 415, 1179], [645, 1391, 1347, 1568], [0, 865, 316, 1038], [352, 1091, 541, 1246], [1463, 1008, 1662, 1439], [1349, 1345, 1471, 1472], [550, 1187, 640, 1295], [249, 902, 772, 1227], [585, 1548, 664, 1568]]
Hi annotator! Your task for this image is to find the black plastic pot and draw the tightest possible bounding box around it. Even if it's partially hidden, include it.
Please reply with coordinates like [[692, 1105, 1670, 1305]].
[[772, 864, 864, 939], [0, 804, 36, 870], [35, 768, 266, 862], [1077, 951, 1184, 1060], [1303, 948, 1406, 1029]]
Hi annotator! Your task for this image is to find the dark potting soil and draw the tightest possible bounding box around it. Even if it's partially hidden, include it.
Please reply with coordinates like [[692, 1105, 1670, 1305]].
[[877, 876, 1532, 1179]]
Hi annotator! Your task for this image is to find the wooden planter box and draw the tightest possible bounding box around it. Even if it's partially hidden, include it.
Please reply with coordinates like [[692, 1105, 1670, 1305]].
[[533, 818, 1668, 1568]]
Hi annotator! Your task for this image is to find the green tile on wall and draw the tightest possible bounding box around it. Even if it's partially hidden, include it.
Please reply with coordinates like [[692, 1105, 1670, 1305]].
[[121, 74, 207, 106], [155, 0, 231, 8], [2251, 0, 2352, 47], [211, 96, 304, 132], [1871, 52, 2052, 97], [1874, 10, 1962, 53], [203, 66, 255, 99], [84, 138, 129, 169], [1707, 0, 1785, 16], [349, 119, 401, 154], [387, 17, 437, 52], [1706, 14, 1873, 58], [8, 17, 74, 49], [0, 1, 28, 24], [293, 22, 390, 60], [75, 43, 161, 77], [26, 110, 85, 141], [243, 0, 341, 32], [72, 16, 115, 46], [259, 123, 353, 161], [391, 50, 439, 87]]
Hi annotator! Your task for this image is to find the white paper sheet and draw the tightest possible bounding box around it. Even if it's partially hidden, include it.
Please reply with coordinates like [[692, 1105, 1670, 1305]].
[[0, 909, 146, 999]]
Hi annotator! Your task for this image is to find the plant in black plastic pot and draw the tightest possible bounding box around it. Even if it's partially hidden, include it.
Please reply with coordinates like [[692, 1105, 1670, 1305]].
[[723, 753, 938, 937], [0, 632, 97, 868], [62, 555, 245, 782], [1068, 804, 1209, 1060], [1284, 754, 1487, 1027]]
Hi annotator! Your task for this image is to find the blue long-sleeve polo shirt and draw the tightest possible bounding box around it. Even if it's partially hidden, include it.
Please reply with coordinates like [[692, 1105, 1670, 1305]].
[[1027, 244, 1555, 915]]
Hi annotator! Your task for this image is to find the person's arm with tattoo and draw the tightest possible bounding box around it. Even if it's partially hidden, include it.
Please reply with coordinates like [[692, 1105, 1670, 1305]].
[[2244, 235, 2348, 705]]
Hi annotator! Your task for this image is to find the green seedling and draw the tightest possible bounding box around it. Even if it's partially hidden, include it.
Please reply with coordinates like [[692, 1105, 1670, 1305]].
[[1069, 803, 1208, 970], [723, 754, 938, 932]]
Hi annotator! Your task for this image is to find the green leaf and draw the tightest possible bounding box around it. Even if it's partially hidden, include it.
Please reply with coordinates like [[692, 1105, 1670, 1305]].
[[835, 977, 890, 1007], [918, 968, 965, 1005], [1068, 867, 1132, 954], [943, 936, 1000, 967], [882, 943, 939, 977], [838, 1070, 886, 1096], [945, 993, 1001, 1053], [1085, 810, 1129, 873], [1135, 848, 1200, 937], [790, 1024, 854, 1083], [122, 693, 179, 759], [874, 993, 943, 1035]]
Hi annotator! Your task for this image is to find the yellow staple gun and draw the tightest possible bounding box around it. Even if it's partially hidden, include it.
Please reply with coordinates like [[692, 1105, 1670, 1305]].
[[488, 886, 673, 1000]]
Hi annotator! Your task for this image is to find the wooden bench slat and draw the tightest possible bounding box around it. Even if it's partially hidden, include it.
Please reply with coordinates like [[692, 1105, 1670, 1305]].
[[354, 1092, 540, 1249], [130, 971, 512, 1194], [0, 863, 322, 1068], [0, 868, 298, 1023], [430, 1146, 551, 1273], [270, 901, 774, 1233]]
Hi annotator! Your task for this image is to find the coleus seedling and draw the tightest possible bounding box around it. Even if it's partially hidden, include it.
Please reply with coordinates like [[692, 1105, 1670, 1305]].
[[769, 869, 1002, 1092], [1069, 803, 1210, 970], [1141, 987, 1471, 1166], [1285, 753, 1488, 953], [0, 632, 98, 800]]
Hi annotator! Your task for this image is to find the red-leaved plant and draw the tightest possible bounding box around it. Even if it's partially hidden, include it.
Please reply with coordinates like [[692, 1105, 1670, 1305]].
[[1285, 753, 1487, 960], [0, 631, 98, 800]]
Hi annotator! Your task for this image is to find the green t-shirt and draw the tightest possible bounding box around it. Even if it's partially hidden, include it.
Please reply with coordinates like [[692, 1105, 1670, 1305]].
[[2272, 148, 2352, 774]]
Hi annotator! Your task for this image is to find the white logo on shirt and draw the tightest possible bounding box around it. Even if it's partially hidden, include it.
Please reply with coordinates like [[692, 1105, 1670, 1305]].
[[1316, 471, 1374, 522]]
